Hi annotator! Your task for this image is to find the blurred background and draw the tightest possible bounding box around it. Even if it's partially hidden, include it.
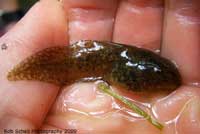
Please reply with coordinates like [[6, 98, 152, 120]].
[[0, 0, 38, 36]]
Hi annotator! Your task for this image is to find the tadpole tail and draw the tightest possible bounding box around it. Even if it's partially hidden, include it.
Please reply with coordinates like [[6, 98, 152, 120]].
[[7, 40, 116, 86], [7, 46, 71, 85]]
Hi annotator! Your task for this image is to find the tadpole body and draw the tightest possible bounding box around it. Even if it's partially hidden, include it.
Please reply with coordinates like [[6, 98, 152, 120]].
[[7, 40, 181, 93]]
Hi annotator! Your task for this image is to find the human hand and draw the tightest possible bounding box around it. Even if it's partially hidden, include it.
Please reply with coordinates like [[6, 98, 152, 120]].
[[0, 0, 199, 134]]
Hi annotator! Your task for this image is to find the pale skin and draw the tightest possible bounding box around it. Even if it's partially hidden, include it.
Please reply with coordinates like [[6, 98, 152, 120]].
[[0, 0, 199, 134]]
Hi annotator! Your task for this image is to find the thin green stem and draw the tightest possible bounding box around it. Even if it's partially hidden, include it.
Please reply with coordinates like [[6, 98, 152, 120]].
[[97, 82, 164, 130]]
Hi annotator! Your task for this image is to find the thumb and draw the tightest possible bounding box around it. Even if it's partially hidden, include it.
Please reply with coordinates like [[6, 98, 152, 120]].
[[0, 0, 68, 130]]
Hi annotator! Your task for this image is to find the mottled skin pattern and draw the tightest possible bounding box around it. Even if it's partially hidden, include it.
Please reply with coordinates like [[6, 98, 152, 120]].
[[7, 40, 181, 93]]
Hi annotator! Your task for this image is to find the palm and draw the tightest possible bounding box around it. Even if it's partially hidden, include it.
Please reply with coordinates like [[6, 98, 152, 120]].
[[0, 0, 199, 134]]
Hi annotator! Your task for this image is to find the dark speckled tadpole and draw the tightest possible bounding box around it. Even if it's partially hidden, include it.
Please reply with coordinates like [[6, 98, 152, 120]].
[[7, 40, 182, 130], [7, 40, 181, 93]]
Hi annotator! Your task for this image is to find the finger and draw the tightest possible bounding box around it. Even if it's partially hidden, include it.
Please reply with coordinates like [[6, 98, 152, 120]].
[[113, 0, 164, 51], [152, 86, 200, 134], [61, 0, 118, 44], [43, 82, 160, 133], [152, 85, 200, 122], [161, 0, 200, 84], [176, 97, 200, 134], [0, 0, 68, 129]]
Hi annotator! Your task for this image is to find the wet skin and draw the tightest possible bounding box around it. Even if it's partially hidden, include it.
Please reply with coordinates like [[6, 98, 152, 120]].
[[0, 0, 199, 133], [7, 40, 181, 93]]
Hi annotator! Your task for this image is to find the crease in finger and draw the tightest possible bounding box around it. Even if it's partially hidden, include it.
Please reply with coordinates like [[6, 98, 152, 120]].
[[62, 0, 119, 44], [113, 0, 164, 52]]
